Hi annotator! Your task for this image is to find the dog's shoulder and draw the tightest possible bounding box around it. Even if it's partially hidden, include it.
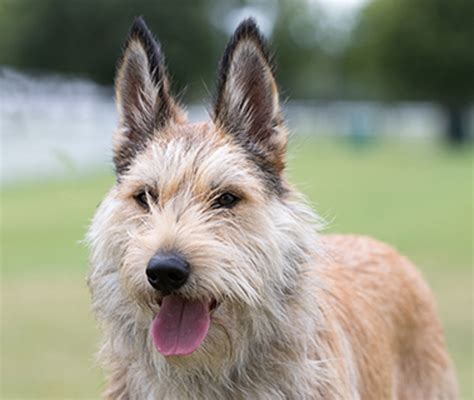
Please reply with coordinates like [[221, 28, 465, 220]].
[[320, 233, 398, 268], [314, 234, 456, 399], [316, 233, 434, 321]]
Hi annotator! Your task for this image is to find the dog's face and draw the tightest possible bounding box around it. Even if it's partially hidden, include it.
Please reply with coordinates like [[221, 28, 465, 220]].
[[88, 18, 316, 370]]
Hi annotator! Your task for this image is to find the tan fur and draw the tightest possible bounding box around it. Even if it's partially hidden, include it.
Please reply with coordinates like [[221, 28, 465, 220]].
[[87, 18, 457, 400], [319, 235, 457, 399], [87, 122, 457, 399]]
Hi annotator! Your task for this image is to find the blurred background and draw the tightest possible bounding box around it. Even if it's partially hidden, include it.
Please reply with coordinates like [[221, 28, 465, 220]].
[[1, 0, 472, 398]]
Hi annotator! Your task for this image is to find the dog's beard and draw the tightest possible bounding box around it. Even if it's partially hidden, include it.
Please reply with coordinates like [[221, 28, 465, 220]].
[[121, 274, 255, 362], [118, 250, 292, 377]]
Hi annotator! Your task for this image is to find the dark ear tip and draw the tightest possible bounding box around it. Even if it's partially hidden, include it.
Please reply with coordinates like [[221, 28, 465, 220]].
[[230, 17, 271, 62], [130, 15, 148, 32], [234, 17, 261, 38], [129, 16, 154, 44], [232, 18, 268, 49], [131, 15, 146, 30], [214, 17, 274, 119], [121, 16, 163, 86]]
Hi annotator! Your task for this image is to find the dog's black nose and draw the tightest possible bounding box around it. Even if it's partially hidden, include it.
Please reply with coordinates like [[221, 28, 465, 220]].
[[146, 252, 190, 292]]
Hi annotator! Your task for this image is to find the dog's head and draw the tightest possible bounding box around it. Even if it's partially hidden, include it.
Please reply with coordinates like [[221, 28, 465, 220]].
[[88, 17, 319, 370]]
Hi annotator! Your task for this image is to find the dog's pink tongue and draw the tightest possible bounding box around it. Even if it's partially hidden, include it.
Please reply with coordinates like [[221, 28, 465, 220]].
[[150, 295, 210, 356]]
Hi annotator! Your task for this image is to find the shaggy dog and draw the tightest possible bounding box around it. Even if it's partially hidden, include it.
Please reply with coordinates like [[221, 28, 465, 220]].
[[87, 17, 457, 399]]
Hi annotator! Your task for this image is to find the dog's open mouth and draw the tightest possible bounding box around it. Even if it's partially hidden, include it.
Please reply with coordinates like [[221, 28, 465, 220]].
[[150, 295, 219, 357]]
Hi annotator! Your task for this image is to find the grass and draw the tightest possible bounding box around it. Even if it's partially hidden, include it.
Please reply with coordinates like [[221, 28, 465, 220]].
[[1, 137, 472, 398]]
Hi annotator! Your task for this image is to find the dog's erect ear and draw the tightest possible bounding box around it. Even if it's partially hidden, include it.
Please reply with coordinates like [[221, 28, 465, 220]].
[[113, 17, 182, 175], [214, 18, 286, 173]]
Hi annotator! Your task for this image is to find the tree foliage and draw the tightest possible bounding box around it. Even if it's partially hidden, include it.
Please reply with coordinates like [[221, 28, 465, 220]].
[[348, 0, 474, 105], [0, 0, 221, 100], [0, 0, 329, 100]]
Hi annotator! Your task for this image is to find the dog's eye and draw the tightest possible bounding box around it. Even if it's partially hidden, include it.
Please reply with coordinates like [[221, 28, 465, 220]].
[[133, 190, 151, 210], [213, 192, 241, 209]]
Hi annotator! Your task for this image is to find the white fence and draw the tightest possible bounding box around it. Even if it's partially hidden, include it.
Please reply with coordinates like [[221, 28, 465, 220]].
[[1, 69, 470, 184]]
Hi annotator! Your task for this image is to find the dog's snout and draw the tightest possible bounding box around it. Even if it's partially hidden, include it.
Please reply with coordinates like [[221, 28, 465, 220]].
[[146, 252, 190, 292]]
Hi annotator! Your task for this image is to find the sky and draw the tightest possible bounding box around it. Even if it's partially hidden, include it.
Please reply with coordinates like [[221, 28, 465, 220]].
[[316, 0, 369, 20], [221, 0, 370, 39], [318, 0, 368, 13]]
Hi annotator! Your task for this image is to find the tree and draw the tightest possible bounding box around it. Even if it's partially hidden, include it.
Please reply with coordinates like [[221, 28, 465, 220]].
[[347, 0, 474, 144], [0, 0, 334, 101], [0, 0, 219, 100], [271, 0, 330, 99]]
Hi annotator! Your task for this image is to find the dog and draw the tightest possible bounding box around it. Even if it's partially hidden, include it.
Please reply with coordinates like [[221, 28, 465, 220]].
[[87, 17, 457, 399]]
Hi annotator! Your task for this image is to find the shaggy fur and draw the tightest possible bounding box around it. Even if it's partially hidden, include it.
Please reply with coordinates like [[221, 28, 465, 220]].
[[87, 17, 457, 399]]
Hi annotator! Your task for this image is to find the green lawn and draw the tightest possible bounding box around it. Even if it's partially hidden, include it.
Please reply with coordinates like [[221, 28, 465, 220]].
[[1, 138, 472, 398]]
